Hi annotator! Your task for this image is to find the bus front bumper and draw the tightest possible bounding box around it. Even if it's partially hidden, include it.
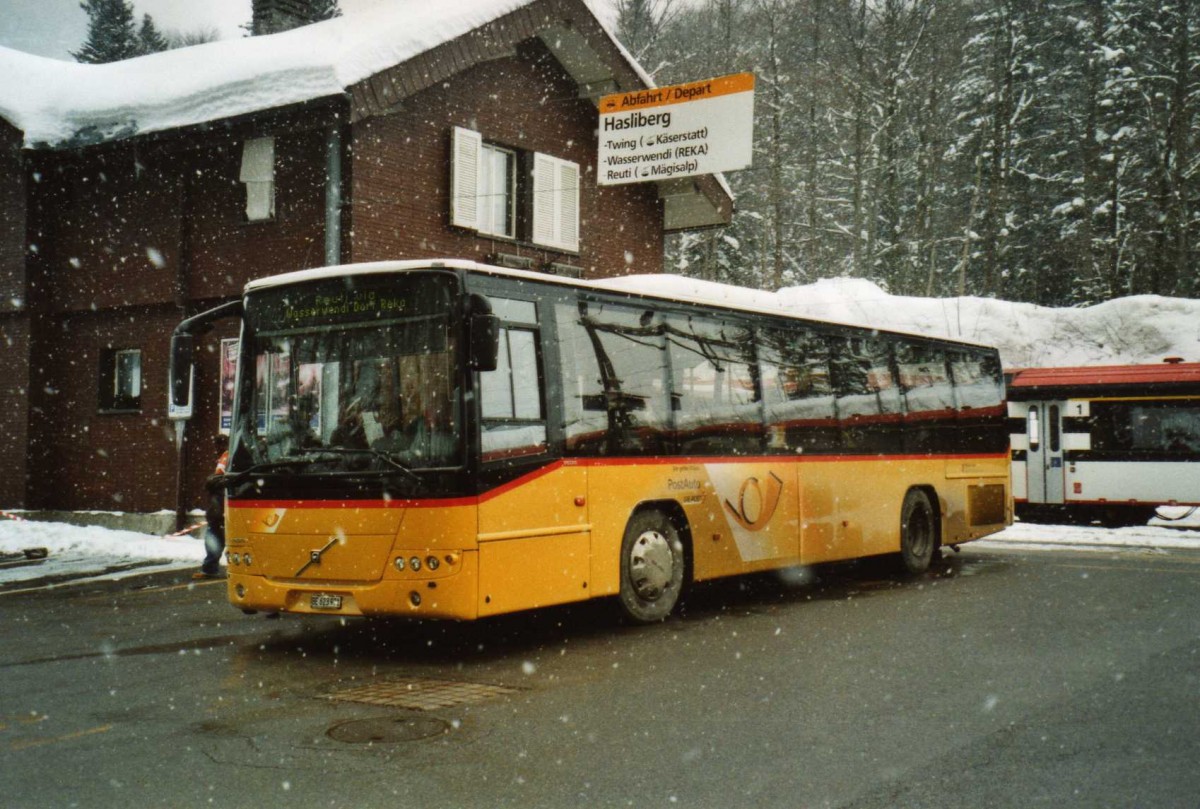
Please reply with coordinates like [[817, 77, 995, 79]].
[[225, 550, 480, 620]]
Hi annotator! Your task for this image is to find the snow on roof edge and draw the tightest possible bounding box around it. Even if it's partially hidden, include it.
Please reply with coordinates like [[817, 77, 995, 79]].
[[1, 0, 638, 149]]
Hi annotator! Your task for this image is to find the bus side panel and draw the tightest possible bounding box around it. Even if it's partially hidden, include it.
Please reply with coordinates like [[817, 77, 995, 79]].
[[799, 458, 933, 564], [477, 533, 591, 616], [586, 460, 803, 594], [476, 463, 591, 615], [693, 461, 801, 580], [943, 457, 1010, 543]]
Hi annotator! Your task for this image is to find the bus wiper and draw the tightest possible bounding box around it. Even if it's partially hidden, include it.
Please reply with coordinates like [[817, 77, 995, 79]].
[[222, 456, 317, 486], [292, 447, 422, 485]]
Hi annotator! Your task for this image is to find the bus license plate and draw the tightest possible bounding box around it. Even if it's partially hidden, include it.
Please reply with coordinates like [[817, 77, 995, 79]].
[[310, 593, 342, 610]]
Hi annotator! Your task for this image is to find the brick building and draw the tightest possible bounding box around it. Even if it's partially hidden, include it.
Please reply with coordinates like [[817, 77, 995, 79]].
[[0, 0, 732, 523]]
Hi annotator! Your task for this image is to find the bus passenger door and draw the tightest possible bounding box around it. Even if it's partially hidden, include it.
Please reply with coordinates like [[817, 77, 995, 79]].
[[1025, 402, 1066, 505], [474, 293, 592, 616]]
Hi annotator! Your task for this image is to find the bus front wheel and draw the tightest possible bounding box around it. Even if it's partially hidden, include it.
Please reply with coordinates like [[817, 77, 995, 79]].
[[618, 509, 685, 623], [899, 489, 937, 574]]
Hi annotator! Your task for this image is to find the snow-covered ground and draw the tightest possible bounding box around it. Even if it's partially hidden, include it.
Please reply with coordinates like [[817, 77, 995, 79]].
[[0, 517, 205, 590]]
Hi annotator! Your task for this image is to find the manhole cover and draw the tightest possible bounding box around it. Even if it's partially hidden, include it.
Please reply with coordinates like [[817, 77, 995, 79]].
[[327, 715, 448, 744], [326, 677, 520, 711]]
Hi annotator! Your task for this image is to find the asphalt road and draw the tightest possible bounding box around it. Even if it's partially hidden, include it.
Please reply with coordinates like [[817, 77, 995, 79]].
[[1, 543, 1198, 808]]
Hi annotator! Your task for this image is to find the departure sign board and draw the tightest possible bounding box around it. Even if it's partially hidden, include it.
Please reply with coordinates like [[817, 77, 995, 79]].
[[597, 73, 755, 186]]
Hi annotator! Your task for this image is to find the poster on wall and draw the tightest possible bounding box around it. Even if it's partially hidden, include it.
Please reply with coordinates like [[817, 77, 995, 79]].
[[219, 338, 238, 434]]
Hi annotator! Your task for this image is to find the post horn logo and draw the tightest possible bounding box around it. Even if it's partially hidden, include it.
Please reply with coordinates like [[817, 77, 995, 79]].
[[723, 472, 784, 532]]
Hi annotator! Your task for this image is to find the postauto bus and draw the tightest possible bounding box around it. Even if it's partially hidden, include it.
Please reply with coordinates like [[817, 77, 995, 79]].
[[170, 260, 1010, 622]]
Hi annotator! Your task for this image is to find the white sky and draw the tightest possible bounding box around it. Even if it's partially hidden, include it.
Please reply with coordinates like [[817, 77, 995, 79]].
[[0, 0, 392, 61]]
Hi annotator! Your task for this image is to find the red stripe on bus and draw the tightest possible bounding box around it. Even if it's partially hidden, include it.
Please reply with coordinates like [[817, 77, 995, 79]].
[[228, 453, 1006, 511]]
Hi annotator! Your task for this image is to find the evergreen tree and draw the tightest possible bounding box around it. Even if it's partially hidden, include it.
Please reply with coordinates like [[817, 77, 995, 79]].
[[623, 0, 1200, 303], [137, 13, 169, 55], [72, 0, 140, 63], [614, 0, 676, 63], [309, 0, 343, 21], [251, 0, 343, 36]]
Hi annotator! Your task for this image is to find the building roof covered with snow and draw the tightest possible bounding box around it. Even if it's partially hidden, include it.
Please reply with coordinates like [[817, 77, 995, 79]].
[[0, 0, 729, 232], [1, 0, 633, 147]]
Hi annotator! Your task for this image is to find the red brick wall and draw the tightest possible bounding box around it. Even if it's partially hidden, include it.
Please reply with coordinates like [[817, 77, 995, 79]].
[[33, 128, 330, 314], [23, 127, 329, 513], [26, 306, 176, 511], [0, 121, 30, 507], [349, 39, 664, 278]]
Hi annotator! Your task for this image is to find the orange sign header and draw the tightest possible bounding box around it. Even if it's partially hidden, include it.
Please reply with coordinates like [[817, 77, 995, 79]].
[[600, 72, 756, 114]]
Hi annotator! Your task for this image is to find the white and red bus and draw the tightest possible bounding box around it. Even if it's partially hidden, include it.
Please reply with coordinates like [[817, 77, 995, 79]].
[[1007, 360, 1200, 525], [171, 260, 1010, 622]]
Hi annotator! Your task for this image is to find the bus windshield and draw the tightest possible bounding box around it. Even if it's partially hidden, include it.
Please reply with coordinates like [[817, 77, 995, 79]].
[[230, 273, 462, 474]]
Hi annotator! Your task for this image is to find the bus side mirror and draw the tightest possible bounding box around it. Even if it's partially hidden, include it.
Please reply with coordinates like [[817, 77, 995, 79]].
[[467, 294, 500, 372], [169, 333, 195, 417]]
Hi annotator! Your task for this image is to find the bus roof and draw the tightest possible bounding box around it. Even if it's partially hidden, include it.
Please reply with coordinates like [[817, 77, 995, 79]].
[[242, 259, 998, 351], [1007, 361, 1200, 398]]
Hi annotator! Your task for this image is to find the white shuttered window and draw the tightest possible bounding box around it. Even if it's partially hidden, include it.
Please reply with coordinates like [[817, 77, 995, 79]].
[[532, 153, 580, 252], [450, 126, 482, 229], [450, 126, 580, 252]]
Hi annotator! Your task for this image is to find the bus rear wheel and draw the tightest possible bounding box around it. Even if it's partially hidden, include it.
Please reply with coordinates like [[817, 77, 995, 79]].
[[899, 489, 937, 574], [618, 509, 685, 623]]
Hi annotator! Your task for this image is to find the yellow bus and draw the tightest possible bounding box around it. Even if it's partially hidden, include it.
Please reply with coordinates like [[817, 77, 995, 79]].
[[170, 260, 1010, 622]]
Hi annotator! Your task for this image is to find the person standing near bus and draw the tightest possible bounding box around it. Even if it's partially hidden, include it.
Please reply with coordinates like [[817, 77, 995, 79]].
[[195, 435, 229, 579]]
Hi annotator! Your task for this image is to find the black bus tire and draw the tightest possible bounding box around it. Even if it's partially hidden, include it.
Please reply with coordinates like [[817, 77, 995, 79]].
[[618, 509, 685, 623], [899, 488, 937, 574]]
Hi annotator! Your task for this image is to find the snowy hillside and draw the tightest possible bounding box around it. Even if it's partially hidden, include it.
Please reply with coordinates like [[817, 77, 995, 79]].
[[601, 275, 1200, 369]]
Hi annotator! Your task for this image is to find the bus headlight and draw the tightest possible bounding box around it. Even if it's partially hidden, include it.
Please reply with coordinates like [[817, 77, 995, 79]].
[[242, 553, 252, 568], [410, 556, 422, 572], [426, 555, 440, 571], [394, 556, 406, 572]]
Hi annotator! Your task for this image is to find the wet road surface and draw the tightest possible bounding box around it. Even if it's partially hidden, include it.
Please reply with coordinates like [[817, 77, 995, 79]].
[[2, 544, 1198, 807]]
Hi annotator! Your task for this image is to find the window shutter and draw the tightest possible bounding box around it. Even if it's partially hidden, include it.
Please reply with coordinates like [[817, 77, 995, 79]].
[[240, 137, 276, 222], [450, 126, 482, 229], [557, 159, 580, 252], [532, 153, 557, 247], [532, 153, 580, 252]]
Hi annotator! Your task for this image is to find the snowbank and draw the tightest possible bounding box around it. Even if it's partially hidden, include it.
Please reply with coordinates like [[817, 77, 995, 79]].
[[597, 275, 1200, 369], [0, 518, 203, 587]]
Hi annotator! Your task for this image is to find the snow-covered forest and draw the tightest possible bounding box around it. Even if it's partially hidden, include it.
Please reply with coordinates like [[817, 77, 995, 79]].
[[612, 0, 1200, 307]]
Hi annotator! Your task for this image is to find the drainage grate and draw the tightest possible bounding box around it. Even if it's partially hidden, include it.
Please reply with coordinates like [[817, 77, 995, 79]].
[[326, 677, 520, 711]]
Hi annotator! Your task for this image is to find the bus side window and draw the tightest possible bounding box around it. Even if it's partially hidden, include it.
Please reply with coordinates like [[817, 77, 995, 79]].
[[897, 344, 954, 414], [948, 350, 1006, 453], [1049, 405, 1061, 453], [949, 351, 1003, 411], [555, 300, 669, 456], [479, 298, 547, 462], [830, 335, 899, 451], [668, 315, 760, 455], [760, 326, 837, 453]]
